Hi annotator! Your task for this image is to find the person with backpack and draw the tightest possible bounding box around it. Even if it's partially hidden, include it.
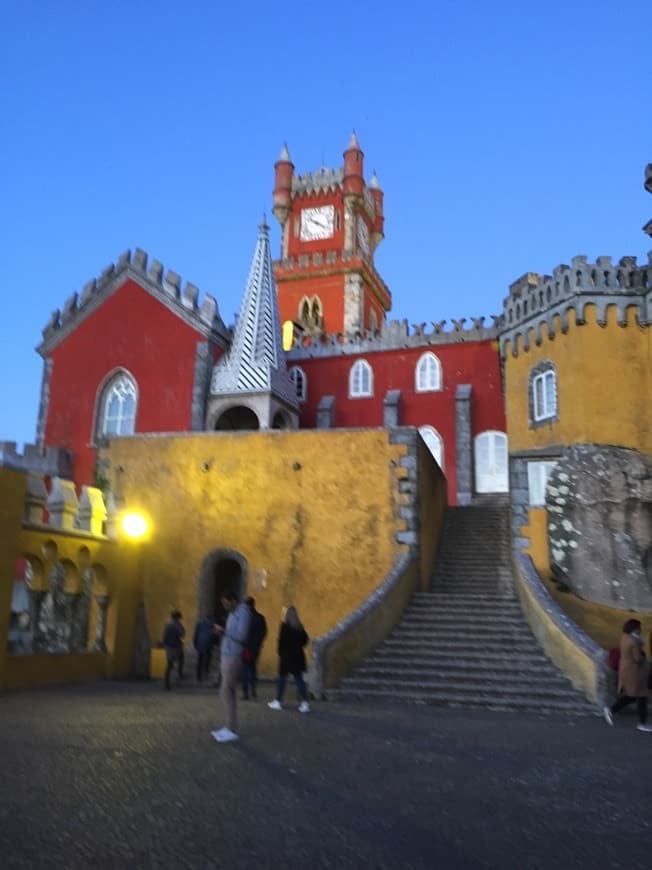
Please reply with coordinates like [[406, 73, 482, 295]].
[[267, 606, 310, 713], [241, 597, 267, 700], [604, 619, 652, 732]]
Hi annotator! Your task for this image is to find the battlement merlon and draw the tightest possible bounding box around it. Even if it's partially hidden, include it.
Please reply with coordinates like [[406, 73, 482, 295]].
[[286, 316, 501, 360], [37, 249, 231, 357]]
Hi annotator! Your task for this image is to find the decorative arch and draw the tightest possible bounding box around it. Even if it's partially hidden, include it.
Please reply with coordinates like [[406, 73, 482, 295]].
[[474, 430, 508, 493], [415, 352, 442, 392], [197, 548, 249, 623], [214, 405, 260, 431], [95, 369, 138, 441], [349, 359, 373, 397], [418, 426, 444, 471]]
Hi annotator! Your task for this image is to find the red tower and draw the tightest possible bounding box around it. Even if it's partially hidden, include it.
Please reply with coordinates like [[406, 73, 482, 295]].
[[272, 133, 390, 340]]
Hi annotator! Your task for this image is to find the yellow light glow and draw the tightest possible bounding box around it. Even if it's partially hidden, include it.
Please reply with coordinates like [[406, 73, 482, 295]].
[[282, 320, 294, 351], [121, 512, 148, 539]]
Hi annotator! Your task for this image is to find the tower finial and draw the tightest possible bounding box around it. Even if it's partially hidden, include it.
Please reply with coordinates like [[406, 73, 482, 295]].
[[278, 142, 292, 162], [347, 130, 361, 151]]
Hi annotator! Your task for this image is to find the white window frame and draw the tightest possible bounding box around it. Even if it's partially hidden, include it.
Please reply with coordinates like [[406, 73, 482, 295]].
[[532, 369, 557, 421], [415, 352, 442, 392], [418, 426, 444, 471], [289, 366, 307, 402], [349, 359, 373, 398], [527, 461, 558, 507], [474, 430, 509, 493], [98, 372, 137, 438]]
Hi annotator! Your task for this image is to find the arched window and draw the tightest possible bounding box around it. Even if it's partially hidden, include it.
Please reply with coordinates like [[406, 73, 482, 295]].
[[98, 372, 137, 437], [300, 298, 310, 324], [415, 352, 442, 392], [418, 426, 444, 471], [310, 296, 322, 326], [349, 359, 373, 398], [474, 431, 508, 493], [528, 361, 558, 425], [289, 366, 307, 402]]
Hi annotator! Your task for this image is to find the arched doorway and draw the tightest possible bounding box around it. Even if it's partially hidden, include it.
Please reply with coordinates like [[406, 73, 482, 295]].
[[272, 409, 292, 429], [474, 430, 509, 493], [197, 548, 248, 625], [214, 406, 260, 431]]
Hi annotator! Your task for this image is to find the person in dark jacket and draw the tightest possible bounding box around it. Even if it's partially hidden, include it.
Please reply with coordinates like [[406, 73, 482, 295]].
[[268, 606, 310, 713], [193, 612, 217, 683], [163, 610, 185, 691], [241, 597, 267, 700]]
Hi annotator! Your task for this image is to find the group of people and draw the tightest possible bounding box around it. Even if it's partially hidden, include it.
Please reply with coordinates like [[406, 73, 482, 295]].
[[604, 619, 652, 732], [162, 596, 311, 743]]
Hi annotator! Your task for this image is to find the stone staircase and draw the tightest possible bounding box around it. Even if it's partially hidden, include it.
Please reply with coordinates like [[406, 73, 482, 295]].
[[338, 505, 596, 714]]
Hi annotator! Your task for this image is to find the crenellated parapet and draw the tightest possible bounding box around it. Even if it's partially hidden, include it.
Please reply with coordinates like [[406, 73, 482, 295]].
[[292, 167, 345, 197], [286, 315, 501, 360], [23, 473, 115, 539], [0, 441, 72, 478], [499, 252, 652, 357], [38, 248, 231, 355]]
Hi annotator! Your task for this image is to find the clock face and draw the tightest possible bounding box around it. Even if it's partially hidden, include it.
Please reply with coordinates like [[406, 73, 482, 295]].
[[357, 215, 370, 254], [300, 205, 334, 241]]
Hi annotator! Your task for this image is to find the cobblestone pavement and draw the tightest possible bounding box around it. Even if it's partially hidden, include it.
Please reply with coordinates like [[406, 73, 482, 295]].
[[0, 681, 650, 870]]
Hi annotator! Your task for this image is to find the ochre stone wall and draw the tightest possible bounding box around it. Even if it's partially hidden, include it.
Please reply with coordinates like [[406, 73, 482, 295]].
[[103, 429, 413, 677], [0, 469, 27, 688], [504, 306, 650, 453]]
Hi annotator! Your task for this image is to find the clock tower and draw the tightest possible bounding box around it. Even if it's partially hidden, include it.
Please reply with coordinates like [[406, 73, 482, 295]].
[[272, 133, 391, 341]]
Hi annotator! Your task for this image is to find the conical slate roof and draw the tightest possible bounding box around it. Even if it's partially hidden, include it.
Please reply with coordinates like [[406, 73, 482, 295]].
[[211, 219, 296, 405]]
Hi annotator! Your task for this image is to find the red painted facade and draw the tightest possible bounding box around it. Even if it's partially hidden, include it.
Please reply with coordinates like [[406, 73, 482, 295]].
[[288, 340, 505, 503], [44, 279, 215, 486]]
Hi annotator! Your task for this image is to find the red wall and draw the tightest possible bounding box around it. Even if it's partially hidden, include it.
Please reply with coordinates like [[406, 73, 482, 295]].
[[290, 340, 505, 503], [44, 279, 212, 487]]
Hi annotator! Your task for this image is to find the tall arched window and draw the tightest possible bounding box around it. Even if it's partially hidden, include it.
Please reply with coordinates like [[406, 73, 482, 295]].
[[310, 297, 322, 326], [349, 359, 373, 397], [289, 366, 307, 402], [98, 372, 137, 438], [418, 426, 444, 470], [300, 298, 310, 324], [474, 431, 508, 493], [415, 352, 442, 392]]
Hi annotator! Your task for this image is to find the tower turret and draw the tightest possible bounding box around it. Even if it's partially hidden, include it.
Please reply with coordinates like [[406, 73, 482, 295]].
[[273, 143, 294, 227], [342, 131, 364, 198], [369, 170, 385, 251]]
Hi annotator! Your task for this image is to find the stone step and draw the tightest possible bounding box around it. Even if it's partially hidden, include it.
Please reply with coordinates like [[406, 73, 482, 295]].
[[332, 687, 596, 715], [339, 677, 582, 702], [407, 601, 521, 613], [366, 650, 552, 669], [389, 625, 534, 640], [381, 637, 539, 654], [412, 592, 518, 604], [349, 664, 570, 687]]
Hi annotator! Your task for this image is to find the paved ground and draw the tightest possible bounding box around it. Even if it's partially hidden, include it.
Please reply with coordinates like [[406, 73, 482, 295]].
[[0, 681, 650, 870]]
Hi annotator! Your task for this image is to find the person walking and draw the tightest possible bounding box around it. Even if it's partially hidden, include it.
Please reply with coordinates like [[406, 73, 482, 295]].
[[604, 619, 652, 732], [162, 610, 185, 691], [211, 592, 251, 743], [242, 597, 267, 700], [193, 612, 216, 683], [268, 606, 310, 713]]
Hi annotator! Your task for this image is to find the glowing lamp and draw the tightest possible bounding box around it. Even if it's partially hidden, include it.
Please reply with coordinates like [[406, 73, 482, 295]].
[[121, 512, 148, 540]]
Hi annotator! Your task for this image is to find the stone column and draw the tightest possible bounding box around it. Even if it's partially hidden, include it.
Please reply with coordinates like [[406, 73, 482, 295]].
[[455, 384, 473, 505], [383, 390, 401, 427], [29, 588, 47, 651], [94, 595, 110, 652], [316, 396, 335, 429]]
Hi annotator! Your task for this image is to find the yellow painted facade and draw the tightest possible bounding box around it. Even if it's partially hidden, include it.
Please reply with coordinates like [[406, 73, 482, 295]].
[[101, 428, 441, 679], [504, 305, 650, 453]]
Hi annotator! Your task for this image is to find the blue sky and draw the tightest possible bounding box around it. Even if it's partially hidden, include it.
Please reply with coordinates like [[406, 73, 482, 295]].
[[1, 0, 650, 449]]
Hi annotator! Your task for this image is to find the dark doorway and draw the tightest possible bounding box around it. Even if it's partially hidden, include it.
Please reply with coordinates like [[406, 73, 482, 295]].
[[271, 410, 292, 429], [214, 406, 260, 431], [197, 549, 248, 627]]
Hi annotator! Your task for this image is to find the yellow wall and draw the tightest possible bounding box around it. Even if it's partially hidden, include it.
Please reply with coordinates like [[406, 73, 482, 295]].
[[103, 429, 413, 677], [0, 469, 27, 688], [504, 305, 650, 453]]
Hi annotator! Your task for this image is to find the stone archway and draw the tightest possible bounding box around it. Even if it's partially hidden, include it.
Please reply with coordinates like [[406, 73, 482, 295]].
[[197, 548, 248, 625], [214, 406, 260, 431]]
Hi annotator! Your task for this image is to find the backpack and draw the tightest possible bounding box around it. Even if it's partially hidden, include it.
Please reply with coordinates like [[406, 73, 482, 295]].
[[607, 647, 620, 671]]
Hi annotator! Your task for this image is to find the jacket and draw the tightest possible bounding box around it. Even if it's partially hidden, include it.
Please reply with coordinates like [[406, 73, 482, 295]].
[[163, 619, 185, 649], [221, 603, 251, 658], [193, 617, 215, 654], [245, 609, 268, 658], [618, 632, 649, 698], [277, 622, 309, 675]]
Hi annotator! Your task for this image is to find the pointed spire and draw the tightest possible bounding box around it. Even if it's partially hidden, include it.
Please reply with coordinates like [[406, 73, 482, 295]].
[[278, 142, 292, 162], [346, 130, 361, 151], [210, 221, 296, 406], [369, 170, 380, 189]]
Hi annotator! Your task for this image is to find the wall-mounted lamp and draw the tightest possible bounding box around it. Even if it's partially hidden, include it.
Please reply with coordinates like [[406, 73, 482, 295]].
[[121, 512, 148, 540]]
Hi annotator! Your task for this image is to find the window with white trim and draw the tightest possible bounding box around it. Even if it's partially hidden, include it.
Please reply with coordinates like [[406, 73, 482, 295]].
[[527, 461, 557, 507], [349, 359, 373, 397], [289, 366, 307, 402], [418, 426, 444, 470], [529, 362, 558, 425], [415, 352, 442, 392], [474, 431, 509, 493], [100, 373, 137, 436]]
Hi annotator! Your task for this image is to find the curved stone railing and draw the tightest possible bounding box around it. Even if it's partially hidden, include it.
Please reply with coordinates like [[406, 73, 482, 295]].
[[513, 552, 610, 706], [307, 552, 418, 698]]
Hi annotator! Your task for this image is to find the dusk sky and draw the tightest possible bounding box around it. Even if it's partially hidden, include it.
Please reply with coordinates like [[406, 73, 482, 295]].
[[2, 1, 650, 449]]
